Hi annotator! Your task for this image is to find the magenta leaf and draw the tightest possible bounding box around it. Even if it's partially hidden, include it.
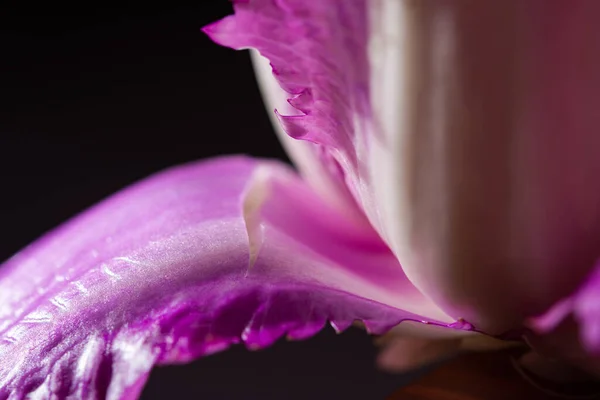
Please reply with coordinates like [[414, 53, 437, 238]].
[[0, 156, 467, 399]]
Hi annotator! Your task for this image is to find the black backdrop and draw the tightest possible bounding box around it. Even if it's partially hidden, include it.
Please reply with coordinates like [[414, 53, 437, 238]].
[[0, 3, 418, 398]]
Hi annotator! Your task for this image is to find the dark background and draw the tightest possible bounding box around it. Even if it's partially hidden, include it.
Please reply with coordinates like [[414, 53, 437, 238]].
[[0, 3, 416, 398]]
